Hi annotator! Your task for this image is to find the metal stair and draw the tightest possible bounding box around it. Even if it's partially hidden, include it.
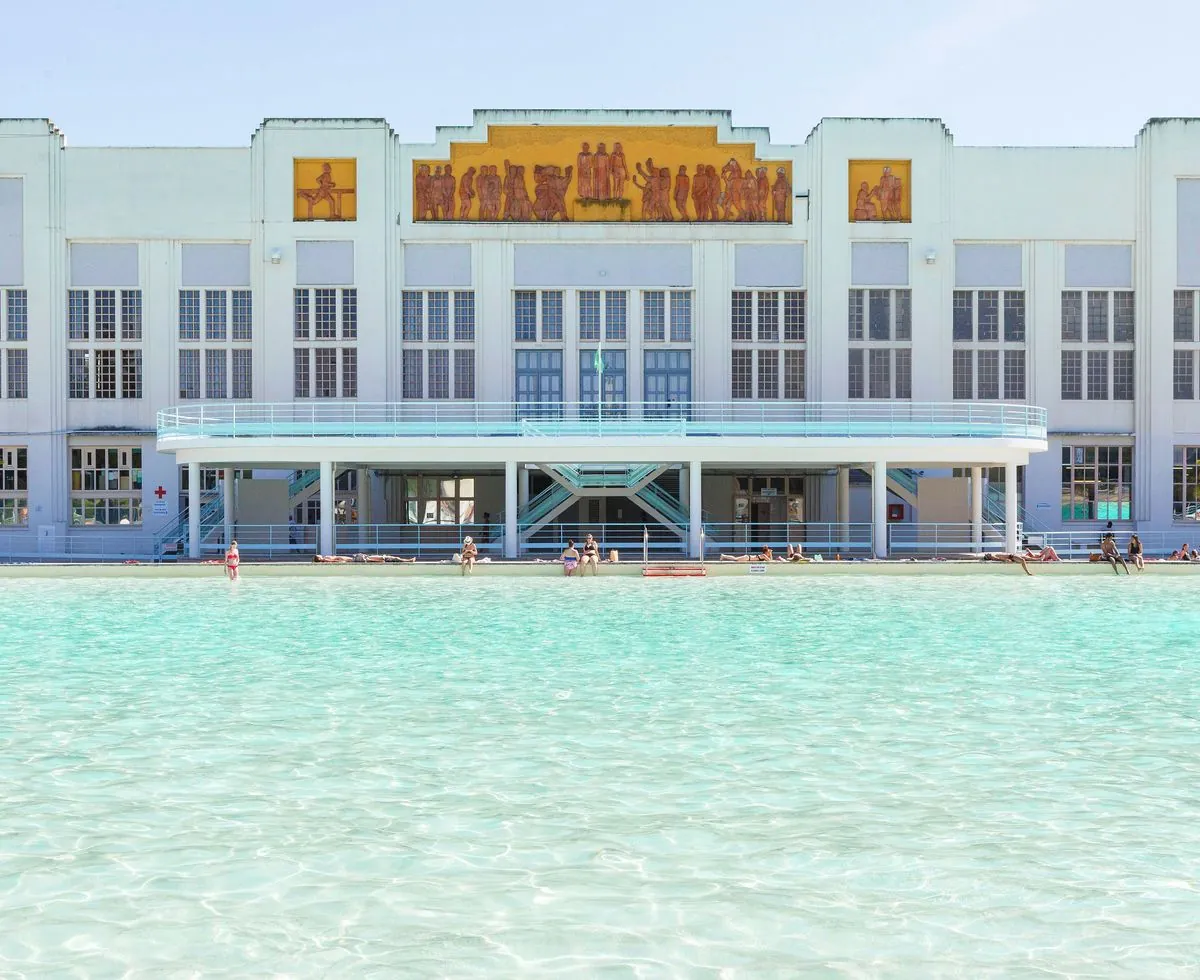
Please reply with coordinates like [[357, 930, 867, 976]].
[[153, 494, 223, 558]]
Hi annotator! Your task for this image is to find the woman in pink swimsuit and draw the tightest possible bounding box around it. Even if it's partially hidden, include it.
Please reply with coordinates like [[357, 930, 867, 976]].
[[225, 540, 240, 581]]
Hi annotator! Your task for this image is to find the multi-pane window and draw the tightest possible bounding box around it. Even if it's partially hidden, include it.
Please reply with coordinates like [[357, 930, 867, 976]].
[[294, 287, 357, 398], [1, 290, 28, 399], [1173, 291, 1200, 400], [179, 289, 253, 399], [951, 290, 1026, 400], [580, 349, 627, 416], [1173, 446, 1200, 520], [643, 290, 693, 342], [732, 290, 806, 399], [848, 289, 911, 399], [515, 349, 563, 416], [0, 447, 28, 526], [401, 290, 477, 399], [402, 476, 476, 525], [1061, 290, 1134, 400], [513, 290, 563, 343], [66, 288, 143, 399], [70, 445, 144, 526], [1061, 445, 1133, 522], [577, 290, 629, 341]]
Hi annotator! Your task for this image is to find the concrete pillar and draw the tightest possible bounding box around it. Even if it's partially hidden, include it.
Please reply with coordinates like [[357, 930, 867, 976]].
[[505, 461, 519, 558], [187, 461, 200, 559], [356, 467, 368, 544], [688, 460, 703, 558], [222, 467, 234, 547], [1004, 461, 1019, 553], [970, 465, 983, 553], [679, 464, 690, 510], [518, 465, 530, 511], [872, 461, 888, 559], [319, 459, 334, 556], [836, 466, 851, 523]]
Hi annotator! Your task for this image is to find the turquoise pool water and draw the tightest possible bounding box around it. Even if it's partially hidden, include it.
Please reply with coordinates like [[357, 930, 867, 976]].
[[3, 574, 1200, 976]]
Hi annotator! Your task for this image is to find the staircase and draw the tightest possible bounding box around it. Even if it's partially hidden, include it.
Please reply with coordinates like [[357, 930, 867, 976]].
[[984, 483, 1046, 533], [887, 468, 919, 510], [153, 494, 223, 558]]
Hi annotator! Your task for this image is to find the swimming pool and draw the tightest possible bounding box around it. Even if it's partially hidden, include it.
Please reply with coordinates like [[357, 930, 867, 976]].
[[3, 574, 1199, 975]]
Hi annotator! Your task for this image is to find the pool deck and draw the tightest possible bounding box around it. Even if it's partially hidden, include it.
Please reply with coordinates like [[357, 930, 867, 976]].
[[0, 559, 1195, 578]]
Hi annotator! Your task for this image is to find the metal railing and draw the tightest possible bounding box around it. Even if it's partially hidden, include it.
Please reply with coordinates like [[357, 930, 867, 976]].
[[0, 531, 159, 563], [701, 522, 875, 557], [333, 523, 504, 558], [888, 522, 1009, 555], [158, 401, 1048, 441]]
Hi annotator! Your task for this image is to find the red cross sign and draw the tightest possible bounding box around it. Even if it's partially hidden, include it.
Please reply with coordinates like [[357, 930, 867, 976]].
[[154, 486, 167, 499]]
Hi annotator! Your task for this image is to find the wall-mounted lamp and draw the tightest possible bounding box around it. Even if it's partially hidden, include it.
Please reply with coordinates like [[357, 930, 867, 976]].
[[269, 248, 283, 265], [924, 249, 937, 265]]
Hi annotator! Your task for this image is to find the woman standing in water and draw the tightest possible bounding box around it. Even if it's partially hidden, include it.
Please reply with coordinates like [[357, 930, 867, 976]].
[[225, 540, 240, 581]]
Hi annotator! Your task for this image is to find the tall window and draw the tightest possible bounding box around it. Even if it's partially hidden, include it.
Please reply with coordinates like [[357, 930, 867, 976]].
[[642, 290, 693, 342], [0, 446, 27, 525], [70, 445, 143, 526], [1, 290, 28, 400], [952, 290, 1026, 400], [1173, 291, 1200, 399], [402, 476, 476, 525], [514, 350, 563, 416], [580, 349, 627, 416], [66, 288, 143, 399], [1173, 446, 1200, 520], [731, 289, 806, 399], [1061, 290, 1134, 400], [513, 290, 563, 343], [294, 287, 357, 398], [178, 289, 253, 399], [400, 290, 476, 399], [848, 289, 911, 399], [1061, 445, 1132, 522], [575, 290, 627, 342], [644, 350, 691, 416]]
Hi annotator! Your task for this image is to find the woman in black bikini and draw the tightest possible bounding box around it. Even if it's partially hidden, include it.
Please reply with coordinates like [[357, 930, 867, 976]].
[[580, 533, 600, 575]]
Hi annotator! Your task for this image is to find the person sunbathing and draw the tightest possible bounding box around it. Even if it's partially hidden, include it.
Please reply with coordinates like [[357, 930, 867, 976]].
[[720, 546, 773, 562], [784, 543, 809, 562], [984, 552, 1033, 576], [1023, 545, 1061, 562]]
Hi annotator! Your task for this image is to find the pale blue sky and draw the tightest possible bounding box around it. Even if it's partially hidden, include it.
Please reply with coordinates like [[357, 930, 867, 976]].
[[2, 0, 1196, 148]]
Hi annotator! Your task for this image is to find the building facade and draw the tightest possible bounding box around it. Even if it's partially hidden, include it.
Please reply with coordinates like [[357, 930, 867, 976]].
[[1, 110, 1198, 557]]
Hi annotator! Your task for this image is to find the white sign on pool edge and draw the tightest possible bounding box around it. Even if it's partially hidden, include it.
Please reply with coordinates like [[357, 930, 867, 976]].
[[748, 563, 767, 574]]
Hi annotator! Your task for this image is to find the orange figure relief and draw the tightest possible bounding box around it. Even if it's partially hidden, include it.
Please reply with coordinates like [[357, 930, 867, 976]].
[[577, 142, 594, 200], [440, 165, 455, 220], [609, 142, 628, 200], [502, 161, 533, 221], [853, 180, 878, 221], [740, 169, 760, 221], [480, 166, 502, 220], [458, 167, 476, 219], [771, 166, 791, 222], [874, 165, 903, 220], [756, 168, 769, 218], [674, 166, 690, 220], [705, 165, 721, 220], [593, 143, 611, 202], [297, 162, 352, 220], [690, 164, 706, 221], [415, 164, 434, 220], [656, 167, 673, 221], [533, 164, 574, 221], [720, 158, 743, 220]]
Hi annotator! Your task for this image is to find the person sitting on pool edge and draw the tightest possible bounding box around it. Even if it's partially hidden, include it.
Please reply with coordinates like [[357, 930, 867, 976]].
[[461, 535, 478, 576], [561, 539, 580, 576], [1100, 533, 1130, 575], [579, 533, 600, 575], [1127, 533, 1145, 571], [983, 552, 1033, 576]]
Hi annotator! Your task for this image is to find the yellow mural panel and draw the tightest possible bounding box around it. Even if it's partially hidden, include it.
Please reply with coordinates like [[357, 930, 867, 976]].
[[848, 160, 911, 222], [414, 126, 792, 223], [294, 158, 357, 221]]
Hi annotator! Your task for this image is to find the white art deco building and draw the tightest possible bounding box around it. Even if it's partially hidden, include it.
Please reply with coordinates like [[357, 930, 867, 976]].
[[1, 109, 1198, 559]]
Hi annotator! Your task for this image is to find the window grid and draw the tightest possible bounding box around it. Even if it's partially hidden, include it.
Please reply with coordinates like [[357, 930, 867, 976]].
[[5, 350, 28, 399], [1061, 445, 1132, 522], [205, 349, 227, 399], [669, 291, 693, 342], [232, 349, 253, 400], [205, 291, 227, 341], [401, 290, 477, 400], [1, 290, 29, 401], [605, 291, 627, 341], [848, 289, 911, 399], [67, 288, 144, 399], [294, 287, 358, 398], [734, 290, 807, 399], [5, 289, 28, 341], [180, 289, 253, 399], [1061, 290, 1134, 401], [951, 290, 1027, 400], [179, 349, 200, 400], [579, 290, 601, 341], [644, 291, 666, 341], [1173, 446, 1200, 520], [70, 446, 144, 526], [1174, 291, 1200, 400], [0, 446, 28, 526]]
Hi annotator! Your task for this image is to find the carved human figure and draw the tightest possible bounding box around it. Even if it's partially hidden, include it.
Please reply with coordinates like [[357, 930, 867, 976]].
[[609, 142, 628, 200], [298, 162, 341, 219], [853, 180, 878, 221], [633, 159, 656, 219], [577, 142, 594, 200], [458, 167, 477, 219], [720, 158, 743, 220], [704, 165, 720, 220], [875, 165, 903, 220], [771, 167, 790, 222], [415, 164, 434, 220], [756, 168, 769, 220], [740, 169, 760, 221], [657, 167, 673, 221], [431, 166, 446, 219], [593, 143, 611, 201], [550, 164, 573, 219], [674, 165, 691, 220], [690, 164, 707, 221], [503, 163, 532, 221], [440, 164, 455, 220]]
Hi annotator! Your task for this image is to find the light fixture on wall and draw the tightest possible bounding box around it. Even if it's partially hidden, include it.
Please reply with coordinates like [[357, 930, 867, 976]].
[[269, 248, 283, 265], [924, 249, 937, 265]]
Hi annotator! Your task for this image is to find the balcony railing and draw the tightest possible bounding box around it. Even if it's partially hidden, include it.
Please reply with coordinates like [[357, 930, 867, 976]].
[[158, 402, 1048, 442]]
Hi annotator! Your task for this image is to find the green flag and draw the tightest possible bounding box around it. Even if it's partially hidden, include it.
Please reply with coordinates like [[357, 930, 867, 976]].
[[593, 348, 603, 374]]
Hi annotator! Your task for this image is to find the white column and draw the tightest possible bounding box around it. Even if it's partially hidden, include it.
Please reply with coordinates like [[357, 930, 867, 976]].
[[319, 460, 334, 556], [518, 465, 530, 510], [187, 461, 200, 559], [356, 467, 368, 544], [679, 464, 690, 510], [505, 461, 519, 559], [1004, 461, 1019, 553], [970, 466, 983, 553], [222, 467, 234, 547], [837, 466, 851, 524], [872, 461, 888, 559], [688, 460, 703, 559]]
